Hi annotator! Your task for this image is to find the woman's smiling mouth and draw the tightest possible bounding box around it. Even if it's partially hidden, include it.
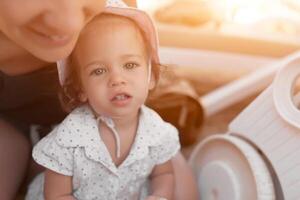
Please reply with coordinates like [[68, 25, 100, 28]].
[[25, 26, 73, 47]]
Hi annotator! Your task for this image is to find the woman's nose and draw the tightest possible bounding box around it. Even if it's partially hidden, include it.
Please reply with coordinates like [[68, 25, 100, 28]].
[[43, 0, 104, 35]]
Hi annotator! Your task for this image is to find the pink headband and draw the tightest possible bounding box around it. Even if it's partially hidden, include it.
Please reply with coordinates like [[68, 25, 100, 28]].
[[57, 0, 160, 85]]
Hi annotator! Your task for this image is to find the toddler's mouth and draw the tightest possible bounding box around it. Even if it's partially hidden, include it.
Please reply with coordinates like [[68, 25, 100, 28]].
[[111, 93, 131, 101]]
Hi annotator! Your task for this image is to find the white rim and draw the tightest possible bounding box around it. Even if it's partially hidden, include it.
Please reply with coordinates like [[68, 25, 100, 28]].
[[273, 51, 300, 129], [189, 134, 275, 200]]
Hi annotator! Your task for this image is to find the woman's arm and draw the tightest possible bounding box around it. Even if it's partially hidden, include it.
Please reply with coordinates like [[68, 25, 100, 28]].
[[147, 160, 175, 200], [44, 169, 76, 200]]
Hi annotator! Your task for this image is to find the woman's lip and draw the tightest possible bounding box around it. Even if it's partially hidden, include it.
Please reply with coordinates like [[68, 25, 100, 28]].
[[25, 27, 73, 47]]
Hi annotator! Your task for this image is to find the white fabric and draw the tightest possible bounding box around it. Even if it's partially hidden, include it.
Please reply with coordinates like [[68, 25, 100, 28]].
[[25, 105, 180, 200], [97, 115, 121, 158]]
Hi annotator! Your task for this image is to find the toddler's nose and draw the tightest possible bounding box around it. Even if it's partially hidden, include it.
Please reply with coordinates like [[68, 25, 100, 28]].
[[108, 72, 126, 87]]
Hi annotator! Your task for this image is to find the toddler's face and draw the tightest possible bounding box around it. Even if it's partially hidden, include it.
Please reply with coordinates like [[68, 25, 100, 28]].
[[73, 15, 155, 119], [0, 0, 105, 62]]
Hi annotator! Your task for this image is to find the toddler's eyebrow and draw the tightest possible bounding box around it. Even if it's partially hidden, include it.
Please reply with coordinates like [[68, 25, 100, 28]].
[[121, 54, 144, 60], [84, 60, 105, 70]]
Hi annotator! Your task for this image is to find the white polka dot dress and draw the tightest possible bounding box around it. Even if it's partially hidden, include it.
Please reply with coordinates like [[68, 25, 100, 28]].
[[25, 105, 180, 200]]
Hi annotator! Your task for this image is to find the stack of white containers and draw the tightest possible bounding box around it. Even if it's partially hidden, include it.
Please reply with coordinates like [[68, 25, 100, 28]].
[[189, 52, 300, 200]]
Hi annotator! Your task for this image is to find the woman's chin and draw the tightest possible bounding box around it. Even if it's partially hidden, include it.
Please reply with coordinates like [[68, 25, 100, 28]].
[[24, 37, 77, 62], [29, 45, 74, 62]]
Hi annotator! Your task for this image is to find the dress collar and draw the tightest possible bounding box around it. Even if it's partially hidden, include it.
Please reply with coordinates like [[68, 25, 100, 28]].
[[54, 104, 173, 175]]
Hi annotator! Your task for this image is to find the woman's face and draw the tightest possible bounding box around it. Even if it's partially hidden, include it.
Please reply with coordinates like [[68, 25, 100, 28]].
[[0, 0, 106, 62]]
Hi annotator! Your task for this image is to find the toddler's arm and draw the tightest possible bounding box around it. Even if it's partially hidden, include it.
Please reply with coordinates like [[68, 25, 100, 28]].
[[147, 160, 174, 200], [44, 169, 76, 200]]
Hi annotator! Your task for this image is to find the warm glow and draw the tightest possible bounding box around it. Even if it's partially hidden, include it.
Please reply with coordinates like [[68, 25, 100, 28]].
[[137, 0, 300, 25], [137, 0, 171, 10], [223, 0, 284, 24]]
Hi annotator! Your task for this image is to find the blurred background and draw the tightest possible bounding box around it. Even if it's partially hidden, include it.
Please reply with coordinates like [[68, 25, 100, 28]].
[[135, 0, 300, 155], [132, 2, 300, 199], [138, 0, 300, 57]]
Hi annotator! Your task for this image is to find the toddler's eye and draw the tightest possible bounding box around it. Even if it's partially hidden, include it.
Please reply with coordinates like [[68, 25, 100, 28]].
[[124, 62, 138, 69], [91, 68, 107, 75]]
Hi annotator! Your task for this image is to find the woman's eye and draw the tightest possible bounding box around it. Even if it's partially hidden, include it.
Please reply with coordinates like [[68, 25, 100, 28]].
[[91, 68, 106, 75], [124, 62, 138, 69]]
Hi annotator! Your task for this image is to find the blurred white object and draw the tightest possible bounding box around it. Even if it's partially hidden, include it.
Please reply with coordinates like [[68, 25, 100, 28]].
[[200, 51, 300, 117], [137, 0, 172, 11], [190, 135, 275, 200], [159, 47, 276, 71], [189, 51, 300, 199], [159, 47, 279, 117]]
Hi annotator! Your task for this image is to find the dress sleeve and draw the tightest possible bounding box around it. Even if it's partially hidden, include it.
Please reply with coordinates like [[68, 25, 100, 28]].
[[32, 128, 74, 176], [150, 123, 181, 165]]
